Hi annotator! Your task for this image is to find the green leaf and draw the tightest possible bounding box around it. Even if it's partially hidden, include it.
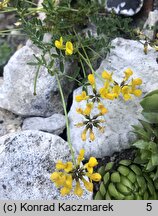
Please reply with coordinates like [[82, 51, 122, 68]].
[[141, 94, 158, 112], [59, 61, 64, 73], [148, 141, 158, 153], [151, 154, 158, 166], [146, 160, 155, 171], [133, 140, 149, 150], [142, 111, 158, 124]]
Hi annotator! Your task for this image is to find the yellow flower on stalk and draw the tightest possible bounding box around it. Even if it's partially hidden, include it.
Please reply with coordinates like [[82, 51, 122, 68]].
[[55, 37, 65, 50], [76, 108, 84, 115], [65, 41, 73, 55], [121, 86, 132, 101], [88, 74, 95, 86], [82, 178, 93, 192], [87, 173, 102, 182], [89, 129, 95, 141], [112, 85, 121, 98], [81, 128, 87, 141], [132, 78, 142, 86], [85, 157, 98, 174], [60, 186, 72, 196], [83, 103, 93, 116], [74, 181, 83, 197], [56, 161, 73, 172], [102, 70, 113, 81], [124, 68, 133, 81], [0, 0, 9, 9], [75, 91, 89, 102], [98, 103, 108, 115], [50, 150, 101, 197], [130, 79, 142, 97], [77, 149, 85, 164], [154, 45, 158, 51]]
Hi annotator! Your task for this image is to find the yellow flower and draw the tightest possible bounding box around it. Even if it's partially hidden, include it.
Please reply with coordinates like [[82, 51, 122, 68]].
[[65, 41, 73, 55], [65, 175, 73, 188], [132, 78, 142, 86], [102, 71, 113, 81], [98, 103, 108, 115], [77, 149, 85, 164], [75, 122, 84, 127], [85, 157, 98, 174], [132, 89, 142, 97], [89, 129, 95, 141], [51, 151, 101, 197], [55, 37, 64, 50], [56, 160, 66, 170], [124, 68, 133, 81], [75, 91, 89, 102], [56, 161, 73, 172], [81, 128, 87, 141], [83, 103, 93, 116], [88, 74, 95, 86], [60, 187, 71, 196], [50, 172, 66, 188], [112, 85, 121, 98], [50, 172, 61, 182], [74, 181, 83, 197], [82, 178, 93, 192], [105, 93, 116, 100], [76, 108, 83, 115], [64, 162, 73, 172], [88, 173, 101, 182], [122, 86, 132, 101]]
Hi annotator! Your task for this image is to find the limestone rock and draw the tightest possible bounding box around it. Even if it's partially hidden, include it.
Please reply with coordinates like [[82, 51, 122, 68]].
[[69, 38, 158, 159], [106, 0, 144, 16], [0, 108, 22, 137], [0, 42, 75, 117], [22, 114, 65, 135], [143, 10, 158, 40], [0, 131, 91, 200]]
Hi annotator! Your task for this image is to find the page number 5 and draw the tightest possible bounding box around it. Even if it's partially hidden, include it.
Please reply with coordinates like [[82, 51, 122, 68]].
[[146, 203, 152, 211]]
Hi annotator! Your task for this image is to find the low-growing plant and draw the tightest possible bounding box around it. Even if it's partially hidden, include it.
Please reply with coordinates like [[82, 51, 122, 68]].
[[132, 89, 158, 181], [95, 160, 158, 200]]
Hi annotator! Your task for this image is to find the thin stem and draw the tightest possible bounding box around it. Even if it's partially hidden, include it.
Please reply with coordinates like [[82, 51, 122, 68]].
[[78, 51, 104, 82], [80, 58, 86, 78], [55, 73, 76, 165], [34, 64, 41, 95], [63, 74, 82, 85]]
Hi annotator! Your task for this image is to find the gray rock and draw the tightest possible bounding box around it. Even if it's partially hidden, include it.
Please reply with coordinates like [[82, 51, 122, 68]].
[[0, 42, 75, 117], [0, 108, 22, 137], [0, 131, 91, 200], [106, 0, 144, 16], [22, 114, 65, 135], [69, 38, 158, 159], [143, 10, 158, 40]]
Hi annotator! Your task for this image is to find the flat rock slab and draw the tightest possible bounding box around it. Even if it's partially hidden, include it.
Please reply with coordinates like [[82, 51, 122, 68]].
[[69, 38, 158, 159], [0, 42, 75, 117], [0, 131, 91, 200], [106, 0, 144, 16], [22, 114, 66, 135]]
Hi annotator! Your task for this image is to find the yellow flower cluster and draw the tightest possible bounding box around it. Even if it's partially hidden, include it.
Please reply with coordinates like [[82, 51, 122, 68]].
[[75, 69, 142, 141], [0, 0, 9, 9], [50, 149, 101, 197], [55, 37, 74, 55]]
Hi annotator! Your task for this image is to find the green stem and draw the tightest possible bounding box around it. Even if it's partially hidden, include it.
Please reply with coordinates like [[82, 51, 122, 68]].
[[55, 73, 76, 165], [80, 58, 86, 79], [34, 64, 41, 95], [78, 51, 104, 82]]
